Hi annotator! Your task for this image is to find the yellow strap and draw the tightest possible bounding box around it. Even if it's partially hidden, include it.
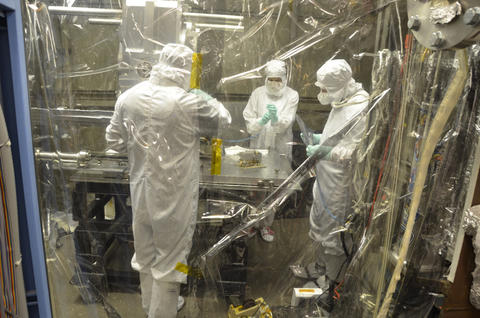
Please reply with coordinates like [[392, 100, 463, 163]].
[[190, 53, 203, 89], [174, 262, 203, 278], [174, 262, 189, 275], [211, 138, 222, 175]]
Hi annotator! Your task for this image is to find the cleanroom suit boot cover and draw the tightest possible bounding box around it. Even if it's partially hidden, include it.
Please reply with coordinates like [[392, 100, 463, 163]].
[[140, 272, 154, 314], [315, 244, 348, 282], [148, 281, 180, 318]]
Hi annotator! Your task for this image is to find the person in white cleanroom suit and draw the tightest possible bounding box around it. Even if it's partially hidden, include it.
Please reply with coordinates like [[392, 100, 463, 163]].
[[242, 59, 299, 242], [294, 59, 369, 293], [106, 43, 231, 318]]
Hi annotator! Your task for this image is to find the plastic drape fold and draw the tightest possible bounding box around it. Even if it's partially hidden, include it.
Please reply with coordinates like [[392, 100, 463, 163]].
[[334, 44, 480, 317]]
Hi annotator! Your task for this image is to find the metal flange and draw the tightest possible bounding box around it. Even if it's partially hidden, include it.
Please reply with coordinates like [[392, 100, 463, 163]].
[[407, 0, 480, 50]]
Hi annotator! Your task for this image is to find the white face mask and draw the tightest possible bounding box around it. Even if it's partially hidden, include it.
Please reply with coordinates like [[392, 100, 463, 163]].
[[317, 88, 345, 105], [265, 78, 285, 96], [317, 92, 334, 105]]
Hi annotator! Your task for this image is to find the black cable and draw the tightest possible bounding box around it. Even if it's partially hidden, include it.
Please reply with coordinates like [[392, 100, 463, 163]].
[[340, 232, 350, 259]]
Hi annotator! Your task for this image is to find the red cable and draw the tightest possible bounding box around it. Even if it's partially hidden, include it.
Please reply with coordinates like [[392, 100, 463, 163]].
[[333, 280, 344, 300], [366, 133, 391, 229], [366, 33, 411, 229]]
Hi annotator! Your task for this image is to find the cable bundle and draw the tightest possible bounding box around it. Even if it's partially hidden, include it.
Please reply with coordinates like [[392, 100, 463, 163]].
[[0, 104, 27, 318]]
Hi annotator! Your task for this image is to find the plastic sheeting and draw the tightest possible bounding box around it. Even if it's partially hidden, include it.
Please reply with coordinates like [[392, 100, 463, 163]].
[[21, 0, 480, 317], [334, 43, 480, 318]]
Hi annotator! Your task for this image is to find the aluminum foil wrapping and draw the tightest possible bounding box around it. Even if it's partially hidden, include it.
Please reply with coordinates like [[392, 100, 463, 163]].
[[464, 205, 480, 309], [429, 2, 462, 25], [464, 206, 480, 235]]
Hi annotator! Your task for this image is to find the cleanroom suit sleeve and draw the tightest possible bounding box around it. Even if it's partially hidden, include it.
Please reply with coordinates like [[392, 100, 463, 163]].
[[329, 110, 367, 162], [243, 89, 264, 134], [207, 98, 232, 128], [271, 90, 299, 133], [179, 92, 231, 137], [106, 95, 128, 153], [329, 116, 365, 162]]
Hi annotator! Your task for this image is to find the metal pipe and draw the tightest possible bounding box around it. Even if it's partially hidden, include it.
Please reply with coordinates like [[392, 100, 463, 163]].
[[47, 6, 122, 16], [193, 23, 244, 31], [35, 150, 91, 162], [35, 150, 127, 162], [183, 12, 243, 21], [48, 6, 244, 22], [88, 18, 122, 25]]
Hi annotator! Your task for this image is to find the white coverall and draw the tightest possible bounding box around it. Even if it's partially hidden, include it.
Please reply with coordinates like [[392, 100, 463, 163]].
[[105, 43, 231, 317], [309, 60, 369, 282], [243, 60, 299, 161], [243, 60, 299, 232]]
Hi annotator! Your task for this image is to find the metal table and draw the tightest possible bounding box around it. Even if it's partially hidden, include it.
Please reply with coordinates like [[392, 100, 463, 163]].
[[69, 151, 296, 192], [64, 150, 299, 301]]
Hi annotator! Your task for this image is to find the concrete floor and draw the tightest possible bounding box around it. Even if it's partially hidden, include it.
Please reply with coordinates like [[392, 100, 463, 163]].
[[46, 216, 316, 318]]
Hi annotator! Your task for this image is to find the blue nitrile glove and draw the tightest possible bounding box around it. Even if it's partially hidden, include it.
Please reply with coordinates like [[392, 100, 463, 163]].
[[267, 104, 278, 123], [190, 88, 213, 101], [306, 144, 332, 159], [258, 112, 271, 125]]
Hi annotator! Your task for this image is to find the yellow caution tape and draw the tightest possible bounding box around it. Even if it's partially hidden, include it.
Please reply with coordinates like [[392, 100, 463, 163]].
[[211, 138, 222, 175], [190, 53, 203, 89]]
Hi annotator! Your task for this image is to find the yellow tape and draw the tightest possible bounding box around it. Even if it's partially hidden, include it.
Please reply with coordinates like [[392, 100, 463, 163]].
[[190, 53, 203, 89], [174, 262, 203, 279], [174, 262, 189, 275], [211, 138, 222, 175], [299, 289, 315, 293], [421, 48, 429, 63]]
